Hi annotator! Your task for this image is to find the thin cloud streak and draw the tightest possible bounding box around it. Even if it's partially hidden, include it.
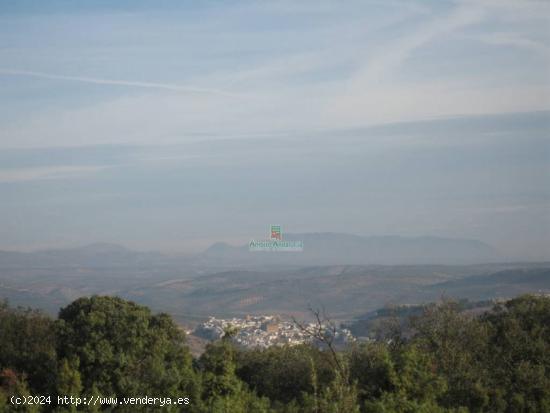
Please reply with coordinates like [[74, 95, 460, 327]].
[[352, 4, 485, 85], [476, 33, 550, 58], [0, 69, 241, 98], [0, 165, 108, 183]]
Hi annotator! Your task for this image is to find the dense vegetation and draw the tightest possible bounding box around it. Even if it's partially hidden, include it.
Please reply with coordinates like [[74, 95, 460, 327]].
[[344, 298, 495, 339], [0, 294, 549, 412]]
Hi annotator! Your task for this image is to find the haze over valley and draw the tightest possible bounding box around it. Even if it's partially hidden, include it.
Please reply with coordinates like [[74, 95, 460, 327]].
[[1, 238, 548, 325], [1, 0, 549, 343]]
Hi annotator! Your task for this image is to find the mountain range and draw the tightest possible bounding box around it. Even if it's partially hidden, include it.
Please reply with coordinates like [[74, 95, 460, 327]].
[[0, 234, 502, 269], [1, 234, 547, 322], [199, 233, 502, 266]]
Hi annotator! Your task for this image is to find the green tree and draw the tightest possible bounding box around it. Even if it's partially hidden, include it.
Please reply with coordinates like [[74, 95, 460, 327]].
[[410, 300, 490, 411], [236, 344, 333, 405], [349, 342, 397, 403], [316, 361, 360, 413], [200, 338, 270, 412], [483, 295, 550, 412], [0, 301, 57, 394], [54, 358, 82, 413], [56, 296, 199, 412], [0, 369, 40, 413]]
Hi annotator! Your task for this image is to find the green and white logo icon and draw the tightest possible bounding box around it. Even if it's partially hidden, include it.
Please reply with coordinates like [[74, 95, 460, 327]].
[[249, 225, 303, 252], [270, 225, 282, 240]]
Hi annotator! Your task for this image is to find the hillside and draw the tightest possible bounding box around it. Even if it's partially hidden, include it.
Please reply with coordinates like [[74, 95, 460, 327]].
[[123, 263, 550, 321], [0, 240, 546, 321]]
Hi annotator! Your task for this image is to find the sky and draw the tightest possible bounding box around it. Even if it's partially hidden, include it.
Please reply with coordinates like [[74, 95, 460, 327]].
[[0, 0, 549, 259]]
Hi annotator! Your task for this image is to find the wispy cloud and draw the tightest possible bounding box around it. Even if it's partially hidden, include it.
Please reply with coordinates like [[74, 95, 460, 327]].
[[0, 1, 548, 148], [476, 32, 550, 58], [351, 3, 485, 85], [0, 165, 107, 183], [0, 69, 240, 98]]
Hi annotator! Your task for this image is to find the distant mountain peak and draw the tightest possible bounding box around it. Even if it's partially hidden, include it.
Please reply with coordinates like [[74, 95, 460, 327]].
[[28, 242, 130, 256], [198, 232, 500, 266], [72, 242, 129, 254]]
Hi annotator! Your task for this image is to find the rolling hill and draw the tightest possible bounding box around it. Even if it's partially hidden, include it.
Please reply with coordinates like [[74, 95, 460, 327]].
[[0, 237, 546, 322]]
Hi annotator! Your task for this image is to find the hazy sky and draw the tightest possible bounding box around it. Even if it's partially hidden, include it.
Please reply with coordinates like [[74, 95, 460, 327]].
[[0, 1, 549, 258]]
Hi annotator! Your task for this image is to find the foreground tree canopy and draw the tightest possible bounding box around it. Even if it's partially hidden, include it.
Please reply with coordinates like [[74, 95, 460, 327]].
[[0, 294, 549, 412]]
